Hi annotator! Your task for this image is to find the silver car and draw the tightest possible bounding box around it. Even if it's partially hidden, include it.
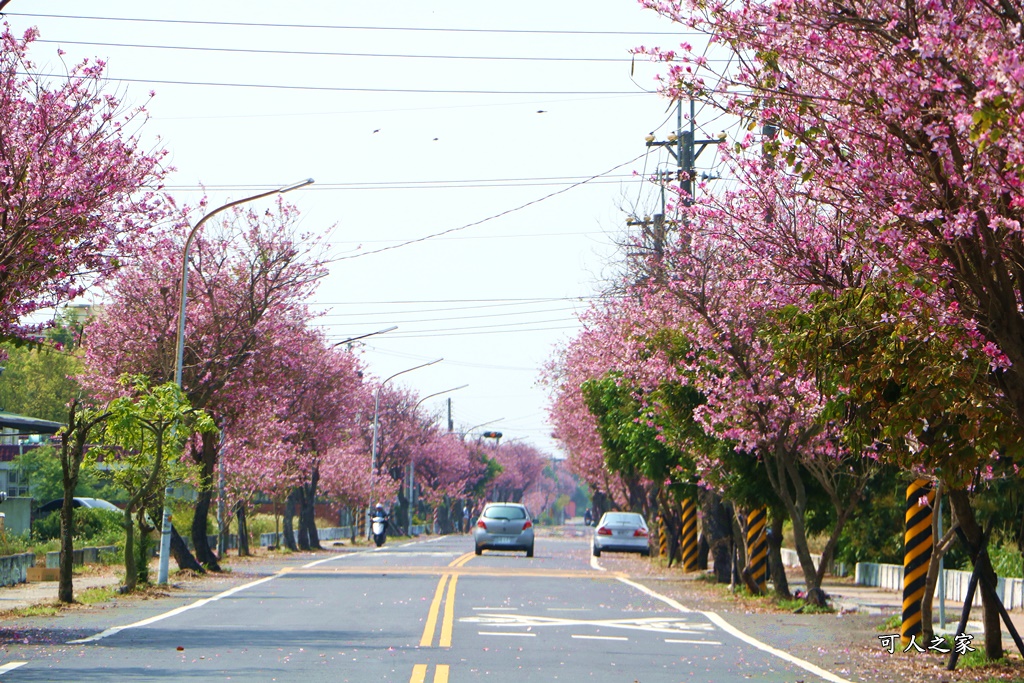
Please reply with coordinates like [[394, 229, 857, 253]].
[[592, 511, 651, 557], [472, 502, 535, 557]]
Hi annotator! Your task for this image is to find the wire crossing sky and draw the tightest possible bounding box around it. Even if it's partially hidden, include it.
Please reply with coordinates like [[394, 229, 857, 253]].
[[4, 0, 725, 452]]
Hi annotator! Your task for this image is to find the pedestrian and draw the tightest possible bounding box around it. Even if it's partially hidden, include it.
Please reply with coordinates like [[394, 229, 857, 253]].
[[583, 508, 593, 526], [462, 504, 470, 534]]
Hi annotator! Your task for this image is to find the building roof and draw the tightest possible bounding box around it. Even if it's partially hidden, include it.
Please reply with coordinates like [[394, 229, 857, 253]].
[[0, 411, 63, 435]]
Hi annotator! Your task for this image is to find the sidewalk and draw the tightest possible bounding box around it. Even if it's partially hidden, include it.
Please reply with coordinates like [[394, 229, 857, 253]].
[[0, 573, 121, 613], [822, 577, 1024, 647]]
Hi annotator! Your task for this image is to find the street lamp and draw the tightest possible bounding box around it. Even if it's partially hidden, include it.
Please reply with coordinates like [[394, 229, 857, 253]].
[[413, 384, 468, 410], [368, 358, 442, 538], [404, 384, 467, 532], [158, 178, 315, 585], [333, 325, 398, 348]]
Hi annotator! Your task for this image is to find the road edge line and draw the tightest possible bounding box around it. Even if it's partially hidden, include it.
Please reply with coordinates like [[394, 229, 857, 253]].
[[615, 576, 855, 683], [68, 572, 282, 644]]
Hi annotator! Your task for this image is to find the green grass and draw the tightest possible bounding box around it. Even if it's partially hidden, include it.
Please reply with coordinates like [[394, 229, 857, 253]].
[[11, 604, 61, 618], [76, 587, 117, 605], [879, 614, 902, 631]]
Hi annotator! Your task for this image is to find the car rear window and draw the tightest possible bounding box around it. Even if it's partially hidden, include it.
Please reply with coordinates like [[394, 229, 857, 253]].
[[484, 505, 527, 520], [605, 513, 644, 525]]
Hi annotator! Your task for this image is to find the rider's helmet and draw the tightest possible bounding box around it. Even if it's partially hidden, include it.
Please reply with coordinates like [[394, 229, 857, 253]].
[[375, 503, 384, 511]]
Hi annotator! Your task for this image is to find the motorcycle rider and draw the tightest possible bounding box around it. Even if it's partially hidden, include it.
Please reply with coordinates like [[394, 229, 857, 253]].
[[373, 503, 389, 527], [371, 503, 390, 546]]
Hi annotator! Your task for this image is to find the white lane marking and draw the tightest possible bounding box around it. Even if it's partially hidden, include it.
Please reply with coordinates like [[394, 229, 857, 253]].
[[0, 662, 27, 674], [590, 555, 605, 572], [615, 576, 692, 613], [665, 638, 722, 645], [614, 578, 856, 683], [463, 613, 711, 635], [69, 572, 282, 644], [302, 536, 442, 568], [700, 611, 855, 683], [572, 634, 627, 641], [71, 535, 449, 644], [472, 607, 519, 611], [478, 631, 535, 637]]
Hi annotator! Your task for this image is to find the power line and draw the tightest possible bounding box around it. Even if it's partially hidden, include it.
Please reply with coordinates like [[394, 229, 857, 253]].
[[34, 39, 635, 63], [317, 305, 580, 323], [7, 13, 695, 36], [334, 324, 580, 340], [310, 296, 598, 305], [326, 153, 649, 262], [23, 72, 648, 96], [164, 173, 639, 191], [321, 316, 577, 335], [319, 315, 578, 330], [166, 179, 642, 192]]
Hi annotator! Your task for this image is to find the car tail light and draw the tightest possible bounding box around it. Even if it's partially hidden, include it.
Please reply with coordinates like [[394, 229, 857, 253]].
[[633, 528, 648, 537], [522, 520, 533, 530], [597, 526, 612, 536], [476, 520, 487, 530]]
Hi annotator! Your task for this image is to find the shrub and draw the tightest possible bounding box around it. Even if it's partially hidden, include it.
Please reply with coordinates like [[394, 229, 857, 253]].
[[32, 507, 124, 545]]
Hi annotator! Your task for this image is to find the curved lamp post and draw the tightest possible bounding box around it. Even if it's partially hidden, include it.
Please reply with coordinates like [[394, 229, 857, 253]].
[[158, 178, 315, 585], [405, 384, 467, 532], [333, 325, 398, 349], [367, 358, 442, 538]]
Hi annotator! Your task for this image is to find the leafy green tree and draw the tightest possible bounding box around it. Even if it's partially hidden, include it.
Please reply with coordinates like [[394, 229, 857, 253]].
[[95, 376, 216, 592], [15, 444, 122, 504], [0, 342, 84, 422]]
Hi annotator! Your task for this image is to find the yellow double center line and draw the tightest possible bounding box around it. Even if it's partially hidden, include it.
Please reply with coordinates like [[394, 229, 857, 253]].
[[420, 552, 474, 648], [410, 663, 449, 683]]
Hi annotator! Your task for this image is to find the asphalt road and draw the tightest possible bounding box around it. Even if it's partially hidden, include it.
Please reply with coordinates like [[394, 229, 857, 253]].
[[0, 533, 847, 682]]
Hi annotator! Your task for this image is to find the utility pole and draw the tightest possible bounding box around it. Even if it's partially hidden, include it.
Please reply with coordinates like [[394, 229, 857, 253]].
[[643, 99, 726, 215], [447, 397, 453, 433]]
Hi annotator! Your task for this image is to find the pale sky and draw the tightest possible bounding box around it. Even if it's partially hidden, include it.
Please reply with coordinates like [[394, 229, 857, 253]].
[[5, 1, 725, 456]]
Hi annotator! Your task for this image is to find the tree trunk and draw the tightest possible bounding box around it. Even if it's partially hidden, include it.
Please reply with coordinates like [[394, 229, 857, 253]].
[[948, 488, 1003, 661], [58, 478, 78, 604], [170, 524, 205, 573], [300, 469, 321, 550], [190, 433, 221, 570], [700, 488, 733, 583], [283, 488, 299, 551], [236, 503, 251, 557], [767, 514, 791, 599]]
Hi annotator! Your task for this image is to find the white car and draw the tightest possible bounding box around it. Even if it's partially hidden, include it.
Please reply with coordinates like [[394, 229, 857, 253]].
[[592, 511, 650, 557]]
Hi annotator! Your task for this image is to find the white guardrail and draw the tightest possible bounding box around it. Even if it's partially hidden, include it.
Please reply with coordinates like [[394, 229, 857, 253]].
[[855, 561, 1024, 610]]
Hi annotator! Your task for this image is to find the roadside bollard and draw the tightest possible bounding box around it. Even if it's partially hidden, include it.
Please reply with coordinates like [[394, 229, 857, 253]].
[[658, 516, 668, 557], [680, 498, 699, 572], [901, 479, 934, 647], [745, 507, 768, 594]]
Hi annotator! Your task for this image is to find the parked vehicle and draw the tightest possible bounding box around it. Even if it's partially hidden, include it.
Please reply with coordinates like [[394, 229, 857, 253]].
[[472, 502, 534, 557], [592, 511, 650, 557], [371, 504, 389, 547], [36, 497, 120, 515]]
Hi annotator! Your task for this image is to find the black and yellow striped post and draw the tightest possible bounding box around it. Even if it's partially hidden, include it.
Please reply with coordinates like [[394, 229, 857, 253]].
[[901, 479, 934, 646], [680, 497, 699, 572], [745, 507, 768, 593], [658, 515, 668, 557]]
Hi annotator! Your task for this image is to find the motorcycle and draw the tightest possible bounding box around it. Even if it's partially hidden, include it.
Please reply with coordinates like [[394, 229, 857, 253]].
[[371, 513, 388, 547]]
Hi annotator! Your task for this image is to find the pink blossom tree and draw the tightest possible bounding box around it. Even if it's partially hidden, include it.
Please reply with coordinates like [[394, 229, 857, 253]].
[[639, 0, 1024, 649], [0, 25, 167, 342], [83, 198, 327, 569]]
